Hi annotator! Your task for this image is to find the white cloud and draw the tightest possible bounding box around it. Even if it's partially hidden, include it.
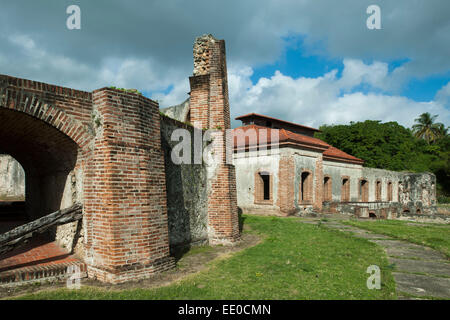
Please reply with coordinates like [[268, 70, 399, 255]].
[[222, 61, 450, 128], [5, 32, 449, 130], [154, 58, 450, 128], [338, 59, 393, 92], [436, 82, 450, 107], [2, 33, 194, 101]]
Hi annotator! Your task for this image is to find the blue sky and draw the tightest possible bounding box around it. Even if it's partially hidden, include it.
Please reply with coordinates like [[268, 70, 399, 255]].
[[0, 0, 449, 128]]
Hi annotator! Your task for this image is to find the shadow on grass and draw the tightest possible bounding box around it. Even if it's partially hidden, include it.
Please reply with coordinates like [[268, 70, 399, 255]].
[[170, 207, 248, 263], [238, 207, 246, 233]]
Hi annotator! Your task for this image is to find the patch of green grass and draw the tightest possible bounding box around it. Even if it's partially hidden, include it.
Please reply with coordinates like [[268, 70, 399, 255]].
[[13, 215, 396, 300], [343, 219, 450, 258], [182, 245, 214, 257]]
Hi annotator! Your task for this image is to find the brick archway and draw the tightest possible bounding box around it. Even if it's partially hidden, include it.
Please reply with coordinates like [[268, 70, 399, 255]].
[[0, 78, 93, 152], [0, 76, 93, 227], [0, 108, 83, 221], [0, 75, 175, 283]]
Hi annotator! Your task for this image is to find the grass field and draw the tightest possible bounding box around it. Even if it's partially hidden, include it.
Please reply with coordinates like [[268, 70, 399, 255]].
[[12, 215, 396, 300], [343, 219, 450, 258]]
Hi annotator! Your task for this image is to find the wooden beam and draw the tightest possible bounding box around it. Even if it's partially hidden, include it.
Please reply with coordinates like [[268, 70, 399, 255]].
[[0, 203, 83, 256]]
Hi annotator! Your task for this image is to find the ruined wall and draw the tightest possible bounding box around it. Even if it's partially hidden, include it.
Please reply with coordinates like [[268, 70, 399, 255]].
[[160, 115, 209, 249], [0, 154, 25, 201], [235, 146, 438, 220], [233, 149, 281, 216], [323, 160, 364, 202], [322, 163, 437, 218], [398, 172, 437, 215], [292, 148, 323, 213], [83, 88, 174, 284], [160, 98, 190, 123], [189, 34, 240, 244], [361, 167, 401, 202]]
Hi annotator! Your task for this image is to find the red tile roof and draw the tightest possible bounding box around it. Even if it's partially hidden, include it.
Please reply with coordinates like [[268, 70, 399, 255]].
[[233, 125, 328, 151], [235, 113, 321, 133], [322, 145, 364, 165], [233, 124, 364, 165]]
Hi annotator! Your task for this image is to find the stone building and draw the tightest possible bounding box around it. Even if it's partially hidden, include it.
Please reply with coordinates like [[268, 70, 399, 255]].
[[231, 113, 437, 218]]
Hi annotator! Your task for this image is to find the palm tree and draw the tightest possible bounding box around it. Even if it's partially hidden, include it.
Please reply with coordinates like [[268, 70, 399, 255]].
[[435, 123, 449, 138], [412, 113, 444, 144]]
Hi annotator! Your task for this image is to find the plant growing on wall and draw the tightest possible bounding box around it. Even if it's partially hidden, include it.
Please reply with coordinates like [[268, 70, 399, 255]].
[[109, 86, 143, 95]]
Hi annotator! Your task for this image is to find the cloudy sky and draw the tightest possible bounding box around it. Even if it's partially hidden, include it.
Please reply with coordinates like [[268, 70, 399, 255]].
[[1, 0, 449, 128]]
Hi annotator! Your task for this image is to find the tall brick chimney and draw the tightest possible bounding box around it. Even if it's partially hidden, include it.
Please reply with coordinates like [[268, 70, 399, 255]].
[[189, 34, 240, 244]]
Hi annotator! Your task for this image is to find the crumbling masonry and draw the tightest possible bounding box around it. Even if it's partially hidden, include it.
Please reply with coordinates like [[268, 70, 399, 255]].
[[0, 34, 439, 285], [0, 34, 239, 284]]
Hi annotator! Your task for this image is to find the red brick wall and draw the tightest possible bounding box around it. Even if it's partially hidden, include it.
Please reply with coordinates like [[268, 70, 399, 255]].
[[313, 156, 323, 211], [85, 88, 174, 283], [189, 35, 240, 244], [189, 74, 210, 128], [0, 75, 174, 283], [0, 75, 93, 149], [277, 156, 296, 216]]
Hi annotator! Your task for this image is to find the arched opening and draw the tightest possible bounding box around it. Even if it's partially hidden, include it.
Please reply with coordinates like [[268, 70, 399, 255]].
[[0, 154, 26, 232], [416, 208, 421, 214], [0, 154, 25, 201], [375, 180, 382, 201], [0, 108, 82, 236], [299, 171, 313, 203], [359, 179, 369, 202], [387, 182, 393, 202], [369, 212, 377, 219], [323, 176, 332, 202], [341, 177, 350, 202]]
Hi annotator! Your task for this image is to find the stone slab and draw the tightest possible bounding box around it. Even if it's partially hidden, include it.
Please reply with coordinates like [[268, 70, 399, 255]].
[[390, 258, 450, 277], [393, 272, 450, 298], [386, 246, 448, 262]]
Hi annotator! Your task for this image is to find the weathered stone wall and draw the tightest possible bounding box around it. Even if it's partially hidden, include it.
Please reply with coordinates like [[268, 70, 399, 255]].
[[0, 154, 25, 201], [160, 98, 190, 123], [160, 115, 209, 249], [323, 160, 364, 202], [233, 149, 281, 216], [321, 164, 437, 218], [361, 167, 402, 202], [292, 148, 323, 213], [235, 147, 438, 220], [398, 172, 437, 215]]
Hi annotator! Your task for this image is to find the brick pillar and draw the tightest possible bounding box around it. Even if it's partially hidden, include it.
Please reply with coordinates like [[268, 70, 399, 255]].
[[189, 74, 210, 128], [277, 156, 296, 216], [189, 34, 239, 244], [314, 155, 323, 212], [84, 88, 174, 283]]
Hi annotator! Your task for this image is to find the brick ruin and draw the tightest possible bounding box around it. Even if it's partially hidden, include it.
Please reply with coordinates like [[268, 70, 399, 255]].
[[0, 34, 441, 285], [0, 34, 239, 284], [232, 114, 439, 220]]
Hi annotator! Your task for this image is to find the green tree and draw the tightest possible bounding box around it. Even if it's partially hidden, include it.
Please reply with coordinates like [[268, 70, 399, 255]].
[[315, 117, 449, 198], [435, 123, 449, 140], [412, 112, 444, 144]]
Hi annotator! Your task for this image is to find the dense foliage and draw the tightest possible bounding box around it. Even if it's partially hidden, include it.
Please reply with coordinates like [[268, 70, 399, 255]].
[[315, 116, 450, 198]]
